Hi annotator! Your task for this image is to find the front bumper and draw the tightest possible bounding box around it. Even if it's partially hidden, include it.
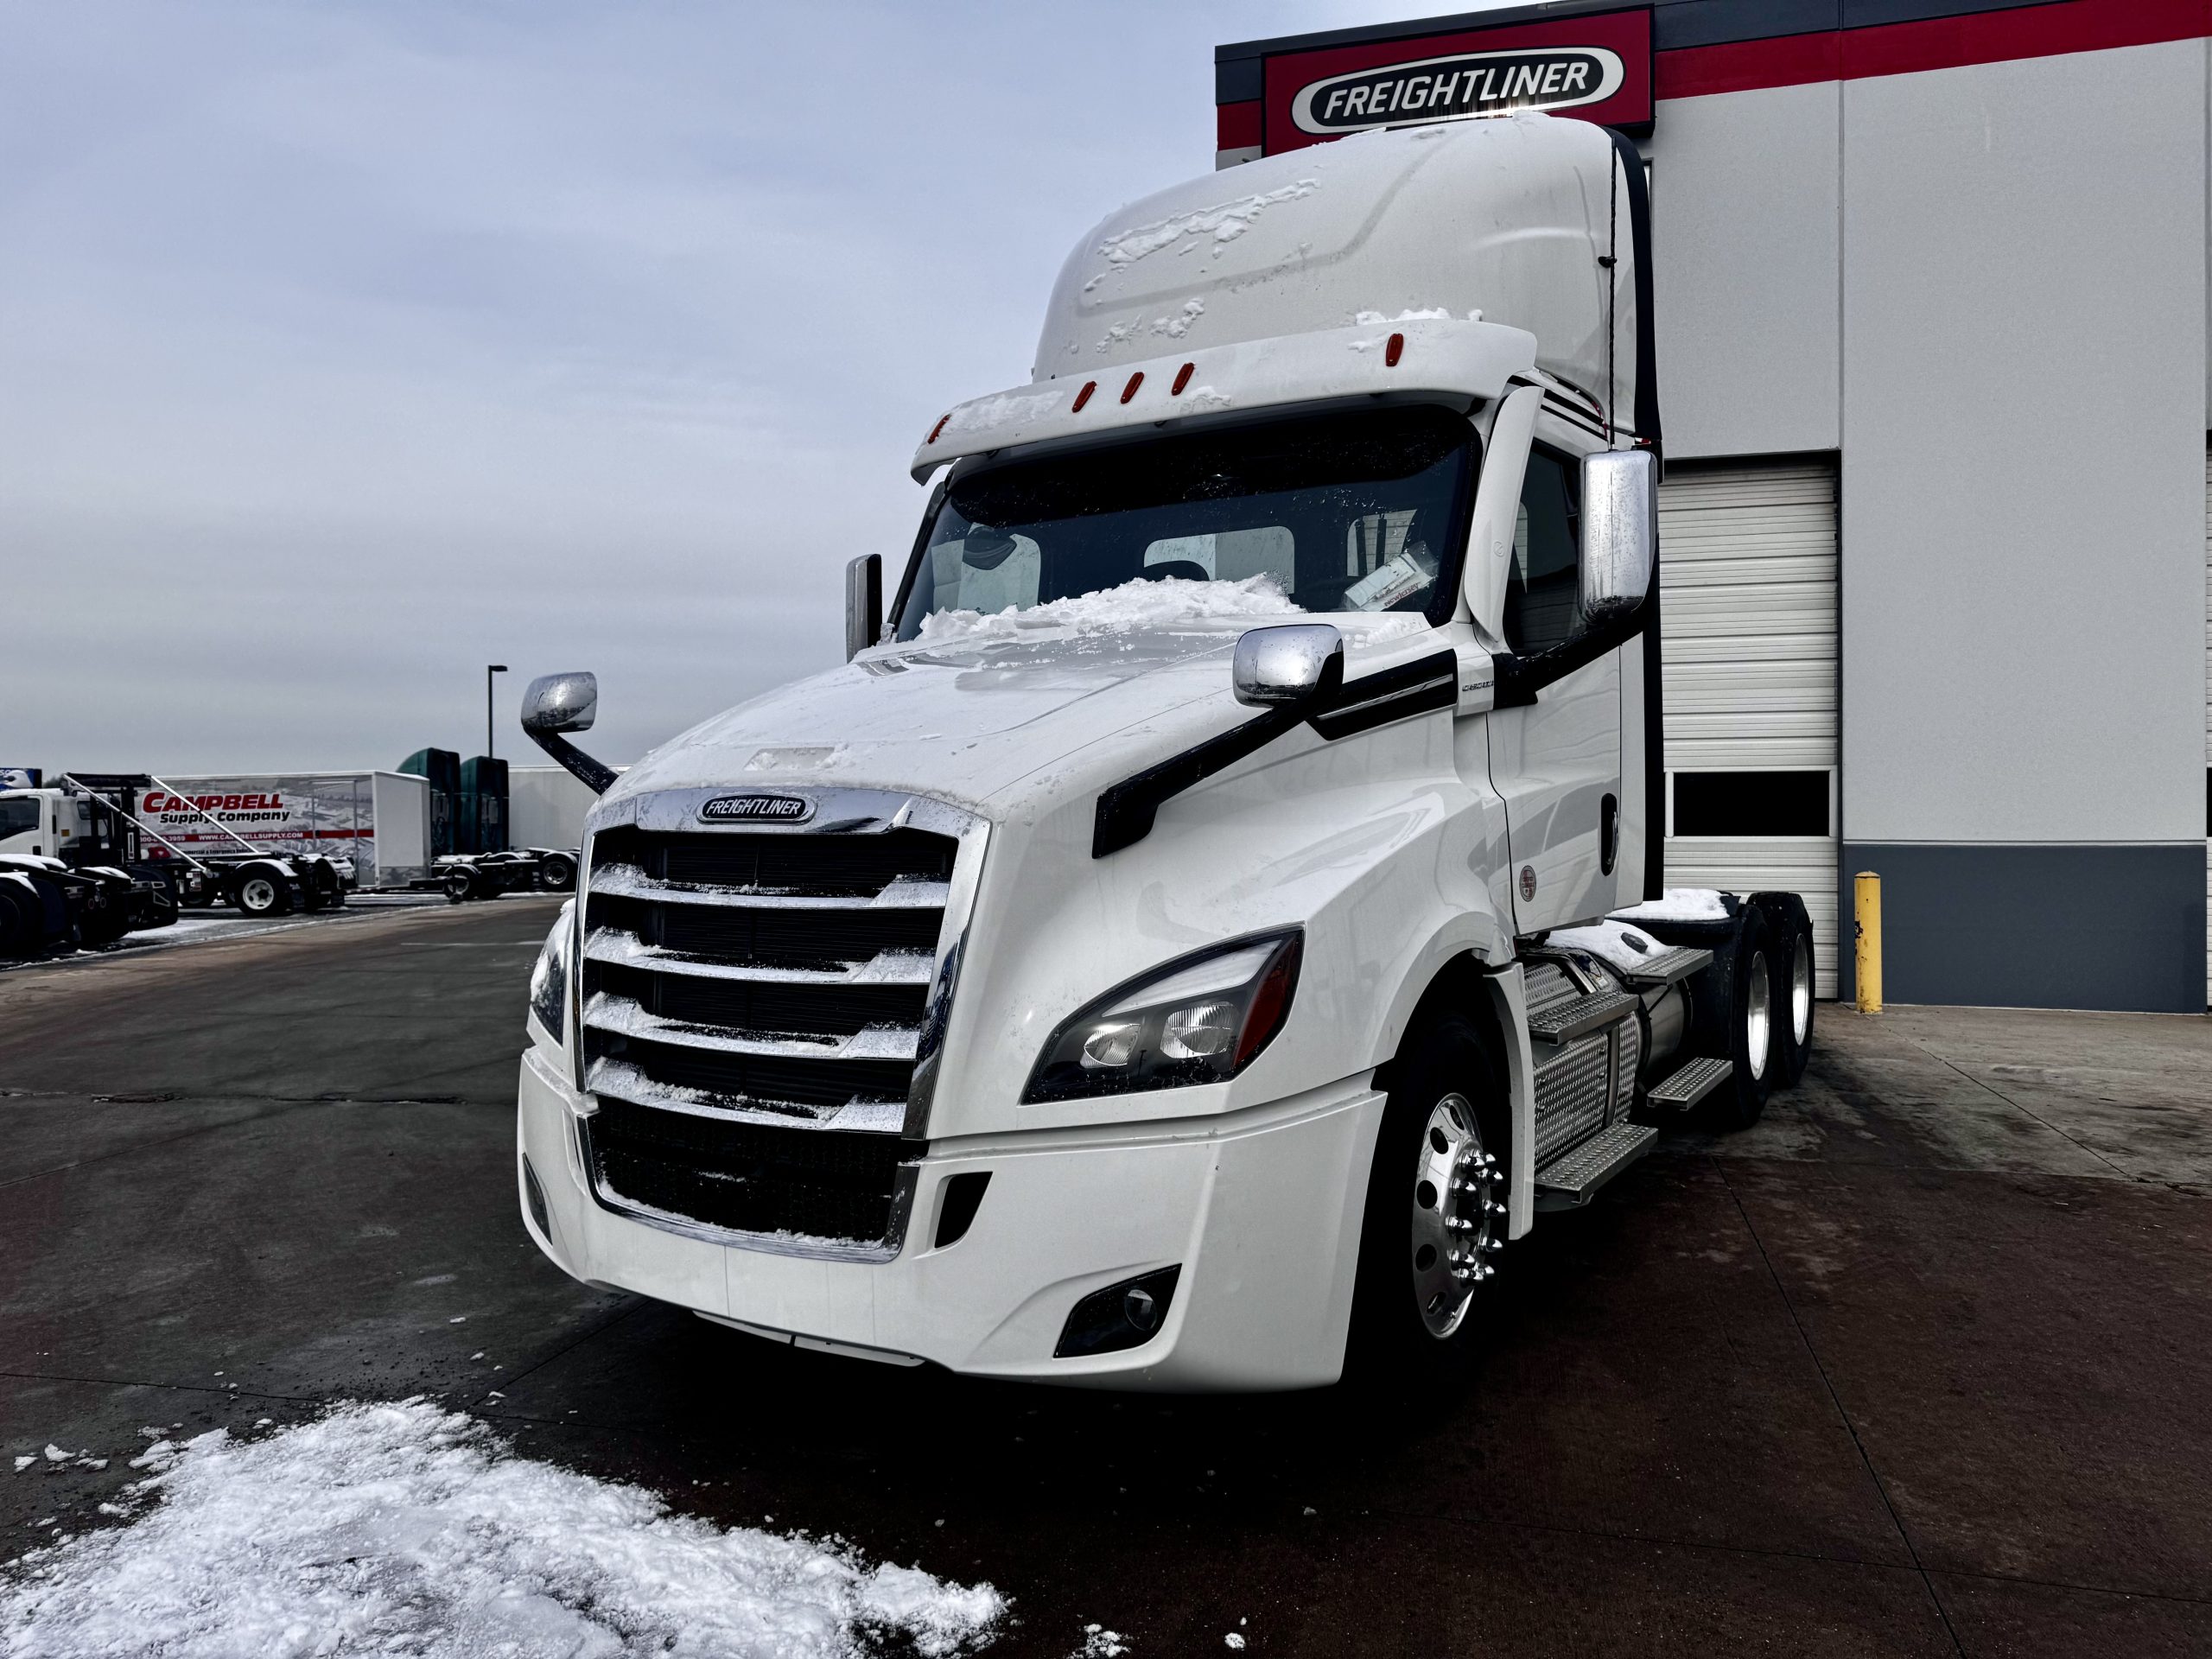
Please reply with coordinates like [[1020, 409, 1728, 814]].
[[517, 1048, 1383, 1390]]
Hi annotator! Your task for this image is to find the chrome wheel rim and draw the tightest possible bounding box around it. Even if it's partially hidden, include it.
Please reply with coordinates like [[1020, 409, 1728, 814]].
[[240, 877, 276, 912], [1790, 933, 1813, 1046], [1744, 950, 1771, 1081], [1409, 1092, 1500, 1339]]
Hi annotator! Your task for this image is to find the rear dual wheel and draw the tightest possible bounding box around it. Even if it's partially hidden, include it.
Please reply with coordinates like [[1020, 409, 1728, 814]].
[[1765, 897, 1816, 1089], [1704, 907, 1776, 1131], [234, 871, 291, 916]]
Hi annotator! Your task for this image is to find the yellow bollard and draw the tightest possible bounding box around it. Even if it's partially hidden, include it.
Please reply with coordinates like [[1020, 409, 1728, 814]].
[[1853, 872, 1883, 1013]]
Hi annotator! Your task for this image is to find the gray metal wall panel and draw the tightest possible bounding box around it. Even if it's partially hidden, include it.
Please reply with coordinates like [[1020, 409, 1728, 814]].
[[1837, 843, 2209, 1012], [1840, 42, 2209, 844], [1647, 80, 1841, 459]]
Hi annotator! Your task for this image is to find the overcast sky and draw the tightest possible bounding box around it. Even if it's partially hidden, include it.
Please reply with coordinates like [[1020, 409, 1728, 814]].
[[0, 0, 1450, 776]]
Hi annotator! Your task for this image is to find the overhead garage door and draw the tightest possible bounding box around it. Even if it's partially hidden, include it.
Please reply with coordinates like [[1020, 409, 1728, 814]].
[[1658, 459, 1841, 997]]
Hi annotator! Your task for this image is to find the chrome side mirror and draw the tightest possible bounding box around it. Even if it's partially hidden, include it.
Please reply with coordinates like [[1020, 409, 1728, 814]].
[[1580, 448, 1657, 623], [1233, 624, 1344, 708], [846, 554, 882, 660], [520, 671, 618, 795], [522, 671, 597, 734]]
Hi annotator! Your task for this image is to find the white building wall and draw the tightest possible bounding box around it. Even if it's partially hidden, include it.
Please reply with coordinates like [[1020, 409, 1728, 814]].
[[1839, 39, 2208, 846], [1647, 79, 1841, 459]]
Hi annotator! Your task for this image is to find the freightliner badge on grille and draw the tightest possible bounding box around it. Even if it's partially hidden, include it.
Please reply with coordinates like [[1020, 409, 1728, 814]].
[[696, 793, 813, 824]]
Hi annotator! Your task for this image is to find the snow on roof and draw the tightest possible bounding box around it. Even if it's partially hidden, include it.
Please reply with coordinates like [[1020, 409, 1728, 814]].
[[1, 1400, 1004, 1657], [1035, 113, 1639, 424]]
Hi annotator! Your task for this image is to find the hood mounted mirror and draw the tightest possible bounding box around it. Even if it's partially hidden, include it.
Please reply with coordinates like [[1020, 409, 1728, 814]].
[[521, 671, 619, 795]]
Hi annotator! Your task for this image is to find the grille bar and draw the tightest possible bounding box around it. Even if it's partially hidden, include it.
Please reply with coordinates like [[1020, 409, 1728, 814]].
[[583, 928, 935, 986], [584, 991, 921, 1062], [589, 865, 950, 912]]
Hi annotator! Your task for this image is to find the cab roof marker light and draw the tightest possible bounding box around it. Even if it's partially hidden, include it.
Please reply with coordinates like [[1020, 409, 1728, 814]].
[[925, 413, 951, 445], [1385, 333, 1405, 367], [1120, 371, 1144, 404], [1071, 380, 1097, 413], [1171, 362, 1194, 396]]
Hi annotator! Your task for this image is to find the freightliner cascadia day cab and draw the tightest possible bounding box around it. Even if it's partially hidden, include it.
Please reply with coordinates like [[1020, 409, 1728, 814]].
[[515, 113, 1817, 1389]]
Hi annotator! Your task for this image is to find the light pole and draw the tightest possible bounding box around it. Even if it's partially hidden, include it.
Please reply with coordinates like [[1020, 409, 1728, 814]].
[[486, 664, 508, 758]]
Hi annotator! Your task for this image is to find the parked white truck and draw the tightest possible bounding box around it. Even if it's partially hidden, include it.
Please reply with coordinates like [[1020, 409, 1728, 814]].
[[514, 113, 1816, 1389]]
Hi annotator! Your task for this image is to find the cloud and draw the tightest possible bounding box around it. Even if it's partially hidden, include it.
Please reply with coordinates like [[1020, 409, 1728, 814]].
[[0, 0, 1404, 773]]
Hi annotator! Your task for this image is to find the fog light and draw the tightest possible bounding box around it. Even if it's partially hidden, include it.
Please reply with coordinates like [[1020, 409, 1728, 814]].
[[1054, 1265, 1182, 1358]]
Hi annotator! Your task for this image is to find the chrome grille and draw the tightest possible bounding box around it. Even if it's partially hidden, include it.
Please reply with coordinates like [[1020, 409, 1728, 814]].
[[575, 797, 967, 1252]]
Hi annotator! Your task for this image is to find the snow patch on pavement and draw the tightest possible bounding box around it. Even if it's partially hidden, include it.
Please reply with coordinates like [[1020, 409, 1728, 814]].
[[1, 1399, 1003, 1657]]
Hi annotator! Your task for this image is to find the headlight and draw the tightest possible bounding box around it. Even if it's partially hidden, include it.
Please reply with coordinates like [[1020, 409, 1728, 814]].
[[1023, 930, 1301, 1103], [528, 901, 572, 1046]]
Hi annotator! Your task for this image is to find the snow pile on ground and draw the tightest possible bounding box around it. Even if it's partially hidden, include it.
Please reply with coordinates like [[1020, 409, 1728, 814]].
[[915, 575, 1300, 645], [1, 1400, 1003, 1658]]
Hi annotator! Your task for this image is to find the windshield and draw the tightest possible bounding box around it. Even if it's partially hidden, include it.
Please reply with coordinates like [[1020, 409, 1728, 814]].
[[893, 404, 1477, 640]]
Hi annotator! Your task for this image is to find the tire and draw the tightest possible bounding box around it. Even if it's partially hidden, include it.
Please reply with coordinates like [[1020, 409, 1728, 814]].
[[444, 868, 477, 904], [0, 888, 31, 957], [1759, 895, 1815, 1089], [234, 869, 289, 916], [79, 906, 129, 948], [538, 853, 576, 892], [1702, 906, 1777, 1131], [1345, 1011, 1510, 1381]]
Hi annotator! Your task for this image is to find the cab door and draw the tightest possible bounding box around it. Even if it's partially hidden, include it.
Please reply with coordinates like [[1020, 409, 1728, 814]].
[[1484, 432, 1623, 934]]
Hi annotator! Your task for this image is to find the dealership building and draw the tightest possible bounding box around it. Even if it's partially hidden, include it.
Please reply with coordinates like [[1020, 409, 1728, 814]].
[[1212, 0, 2211, 1011]]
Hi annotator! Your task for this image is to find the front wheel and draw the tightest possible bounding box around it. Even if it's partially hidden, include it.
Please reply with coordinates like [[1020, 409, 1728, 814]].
[[1345, 1011, 1510, 1381]]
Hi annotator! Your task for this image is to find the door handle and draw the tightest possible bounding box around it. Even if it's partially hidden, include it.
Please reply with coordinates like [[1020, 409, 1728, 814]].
[[1599, 793, 1619, 876]]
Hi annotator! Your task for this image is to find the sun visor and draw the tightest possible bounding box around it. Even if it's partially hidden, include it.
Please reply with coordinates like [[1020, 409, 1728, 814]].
[[910, 317, 1536, 482]]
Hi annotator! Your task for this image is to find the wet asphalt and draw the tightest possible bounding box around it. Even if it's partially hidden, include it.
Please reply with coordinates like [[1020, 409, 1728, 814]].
[[3, 896, 2209, 1656]]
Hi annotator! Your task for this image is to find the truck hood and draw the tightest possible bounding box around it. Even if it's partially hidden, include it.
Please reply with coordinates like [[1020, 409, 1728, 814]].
[[609, 609, 1429, 823]]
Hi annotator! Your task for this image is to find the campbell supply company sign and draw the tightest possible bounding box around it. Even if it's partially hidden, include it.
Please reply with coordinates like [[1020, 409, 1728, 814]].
[[1259, 7, 1651, 155]]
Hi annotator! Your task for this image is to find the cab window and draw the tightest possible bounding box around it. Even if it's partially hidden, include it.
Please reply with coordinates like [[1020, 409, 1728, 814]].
[[1504, 448, 1582, 655]]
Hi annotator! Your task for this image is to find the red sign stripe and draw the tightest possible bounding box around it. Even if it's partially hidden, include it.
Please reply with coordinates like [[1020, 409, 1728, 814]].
[[1656, 0, 2212, 101]]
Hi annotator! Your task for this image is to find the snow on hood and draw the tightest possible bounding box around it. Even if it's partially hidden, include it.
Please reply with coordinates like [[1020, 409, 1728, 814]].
[[0, 1399, 1004, 1657], [615, 581, 1433, 818], [916, 574, 1298, 645]]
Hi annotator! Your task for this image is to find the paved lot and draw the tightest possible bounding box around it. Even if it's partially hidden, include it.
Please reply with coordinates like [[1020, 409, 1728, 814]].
[[3, 898, 2209, 1655]]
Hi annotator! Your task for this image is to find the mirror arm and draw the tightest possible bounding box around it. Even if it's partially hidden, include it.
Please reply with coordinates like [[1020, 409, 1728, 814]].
[[526, 728, 620, 796], [1491, 586, 1656, 709]]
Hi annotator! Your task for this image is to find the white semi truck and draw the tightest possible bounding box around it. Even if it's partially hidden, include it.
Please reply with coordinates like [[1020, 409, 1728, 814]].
[[514, 113, 1817, 1389]]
